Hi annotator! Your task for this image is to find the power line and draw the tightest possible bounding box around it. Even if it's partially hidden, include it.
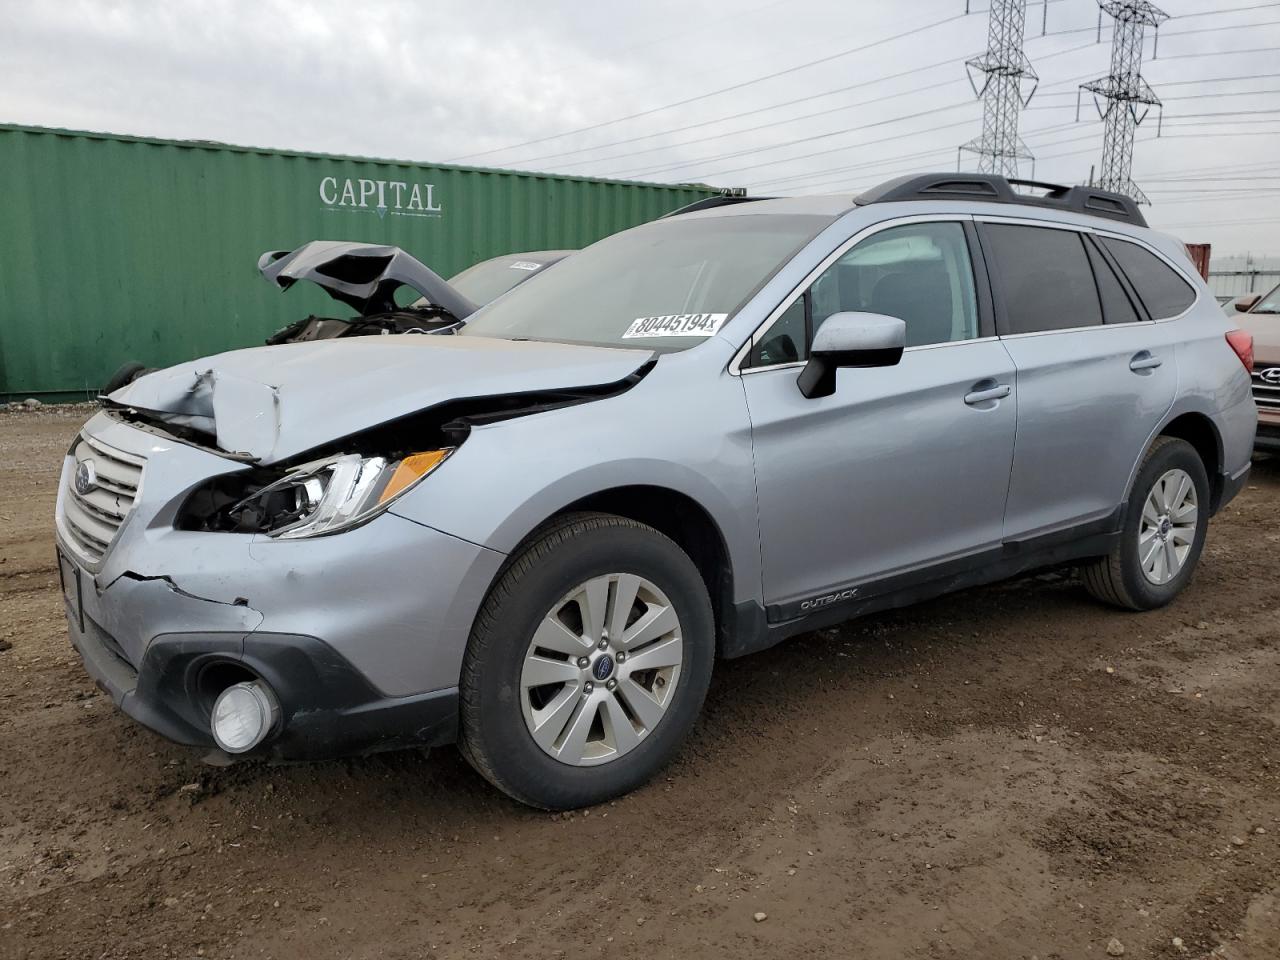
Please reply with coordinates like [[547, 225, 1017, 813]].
[[517, 16, 1280, 188], [1027, 85, 1280, 109], [522, 76, 961, 173], [774, 126, 1103, 193], [488, 0, 1184, 172], [1036, 70, 1280, 95], [1148, 214, 1280, 228], [599, 36, 1280, 183], [1145, 174, 1280, 182], [526, 61, 1280, 174], [773, 116, 1280, 196], [503, 19, 1280, 179], [1166, 1, 1280, 19], [1145, 196, 1280, 211], [1018, 1, 1280, 41], [616, 100, 979, 180], [445, 10, 969, 163], [748, 102, 1279, 193], [500, 58, 967, 168], [1157, 13, 1280, 40], [645, 92, 1280, 185], [751, 118, 1091, 189]]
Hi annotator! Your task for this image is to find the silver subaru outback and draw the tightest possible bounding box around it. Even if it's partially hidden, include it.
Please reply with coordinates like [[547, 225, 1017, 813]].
[[57, 174, 1257, 809]]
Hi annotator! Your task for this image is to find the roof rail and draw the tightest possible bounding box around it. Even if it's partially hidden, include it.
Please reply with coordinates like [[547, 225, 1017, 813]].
[[663, 190, 773, 218], [855, 173, 1147, 228]]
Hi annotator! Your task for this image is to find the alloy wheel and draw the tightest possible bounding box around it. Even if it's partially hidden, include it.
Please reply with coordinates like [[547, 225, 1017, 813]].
[[519, 573, 683, 766], [1138, 468, 1198, 586]]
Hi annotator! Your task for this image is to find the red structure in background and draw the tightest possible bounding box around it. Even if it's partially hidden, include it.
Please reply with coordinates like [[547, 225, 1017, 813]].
[[1186, 243, 1211, 281]]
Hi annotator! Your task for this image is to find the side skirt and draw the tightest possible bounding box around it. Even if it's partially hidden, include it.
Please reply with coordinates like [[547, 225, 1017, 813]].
[[721, 508, 1123, 660]]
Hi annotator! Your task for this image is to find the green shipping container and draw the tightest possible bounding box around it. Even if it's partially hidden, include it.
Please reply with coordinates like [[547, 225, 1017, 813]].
[[0, 124, 719, 401]]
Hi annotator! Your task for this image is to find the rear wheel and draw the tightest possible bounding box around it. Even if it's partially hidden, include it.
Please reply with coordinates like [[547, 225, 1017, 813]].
[[1081, 436, 1209, 610], [459, 513, 714, 809]]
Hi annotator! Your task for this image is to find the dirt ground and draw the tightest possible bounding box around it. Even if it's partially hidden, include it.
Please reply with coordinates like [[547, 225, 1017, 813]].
[[2, 405, 1279, 960]]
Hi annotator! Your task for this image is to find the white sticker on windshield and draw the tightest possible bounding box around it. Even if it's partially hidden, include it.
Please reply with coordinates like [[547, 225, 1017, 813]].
[[621, 313, 728, 339], [508, 260, 541, 271]]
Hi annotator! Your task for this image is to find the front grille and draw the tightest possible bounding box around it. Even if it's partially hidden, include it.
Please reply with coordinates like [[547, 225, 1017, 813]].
[[61, 432, 145, 562], [1252, 368, 1280, 411]]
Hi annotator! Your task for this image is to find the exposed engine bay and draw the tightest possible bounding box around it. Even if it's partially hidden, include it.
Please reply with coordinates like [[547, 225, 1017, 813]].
[[103, 241, 479, 392], [262, 308, 456, 344]]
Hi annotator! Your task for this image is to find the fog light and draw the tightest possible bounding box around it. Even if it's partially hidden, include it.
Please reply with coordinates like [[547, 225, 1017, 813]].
[[211, 681, 279, 753]]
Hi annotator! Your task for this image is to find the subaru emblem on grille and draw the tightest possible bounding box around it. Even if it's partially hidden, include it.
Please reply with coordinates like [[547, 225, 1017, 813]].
[[74, 460, 97, 496], [1262, 368, 1280, 385]]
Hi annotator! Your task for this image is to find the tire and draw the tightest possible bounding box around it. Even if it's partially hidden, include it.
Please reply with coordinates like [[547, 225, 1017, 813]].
[[458, 512, 715, 810], [1081, 436, 1210, 611], [102, 361, 151, 395]]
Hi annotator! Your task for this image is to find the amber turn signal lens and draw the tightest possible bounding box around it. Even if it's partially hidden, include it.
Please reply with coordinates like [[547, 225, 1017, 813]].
[[378, 450, 450, 504]]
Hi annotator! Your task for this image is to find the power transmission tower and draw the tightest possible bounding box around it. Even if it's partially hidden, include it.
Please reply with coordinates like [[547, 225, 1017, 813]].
[[1079, 1, 1169, 204], [959, 0, 1041, 178]]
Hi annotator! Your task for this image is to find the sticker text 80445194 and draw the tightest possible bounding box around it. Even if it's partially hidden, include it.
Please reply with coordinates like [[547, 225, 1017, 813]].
[[621, 313, 728, 339]]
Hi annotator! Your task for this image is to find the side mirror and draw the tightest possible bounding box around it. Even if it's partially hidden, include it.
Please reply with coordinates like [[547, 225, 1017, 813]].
[[1234, 293, 1261, 313], [797, 312, 906, 399]]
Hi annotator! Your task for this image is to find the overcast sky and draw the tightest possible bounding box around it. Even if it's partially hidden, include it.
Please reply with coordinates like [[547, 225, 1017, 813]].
[[2, 0, 1277, 256]]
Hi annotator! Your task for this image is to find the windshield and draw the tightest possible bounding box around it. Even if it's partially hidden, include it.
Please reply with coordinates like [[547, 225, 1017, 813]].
[[1253, 284, 1280, 314], [457, 214, 833, 351]]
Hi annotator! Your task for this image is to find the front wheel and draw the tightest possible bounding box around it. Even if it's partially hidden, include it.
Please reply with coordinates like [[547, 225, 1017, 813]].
[[458, 513, 714, 809], [1081, 436, 1210, 611]]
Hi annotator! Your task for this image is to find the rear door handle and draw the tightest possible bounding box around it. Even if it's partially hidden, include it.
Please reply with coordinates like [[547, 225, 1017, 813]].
[[1129, 351, 1163, 371], [964, 383, 1011, 405]]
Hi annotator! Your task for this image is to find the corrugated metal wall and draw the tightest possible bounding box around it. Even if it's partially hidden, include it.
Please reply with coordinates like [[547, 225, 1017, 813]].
[[0, 124, 718, 399], [1208, 271, 1280, 300], [1207, 254, 1280, 302]]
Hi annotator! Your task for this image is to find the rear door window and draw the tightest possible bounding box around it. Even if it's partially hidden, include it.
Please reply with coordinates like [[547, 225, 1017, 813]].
[[1099, 237, 1197, 319], [982, 224, 1103, 334]]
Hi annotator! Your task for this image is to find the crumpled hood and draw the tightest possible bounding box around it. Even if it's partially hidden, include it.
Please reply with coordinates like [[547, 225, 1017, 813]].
[[106, 335, 653, 463], [259, 240, 478, 321]]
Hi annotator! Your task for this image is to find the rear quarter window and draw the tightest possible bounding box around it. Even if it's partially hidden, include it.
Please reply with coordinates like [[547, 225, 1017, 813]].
[[1100, 237, 1197, 319]]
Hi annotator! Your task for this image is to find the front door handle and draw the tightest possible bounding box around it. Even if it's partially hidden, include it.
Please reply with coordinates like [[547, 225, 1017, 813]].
[[964, 383, 1011, 405], [1129, 351, 1163, 372]]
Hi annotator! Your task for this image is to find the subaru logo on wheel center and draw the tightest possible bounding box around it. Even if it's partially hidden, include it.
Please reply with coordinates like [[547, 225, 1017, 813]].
[[74, 460, 97, 496], [592, 654, 615, 681]]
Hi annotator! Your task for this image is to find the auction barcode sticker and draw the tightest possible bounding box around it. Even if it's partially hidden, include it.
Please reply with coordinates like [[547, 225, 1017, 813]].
[[621, 313, 728, 339]]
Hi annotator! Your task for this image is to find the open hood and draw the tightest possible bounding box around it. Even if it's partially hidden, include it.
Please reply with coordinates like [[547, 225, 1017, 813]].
[[258, 241, 478, 320], [104, 335, 653, 464]]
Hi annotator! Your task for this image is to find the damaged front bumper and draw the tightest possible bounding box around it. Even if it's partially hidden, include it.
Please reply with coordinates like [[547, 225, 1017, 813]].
[[55, 413, 506, 759]]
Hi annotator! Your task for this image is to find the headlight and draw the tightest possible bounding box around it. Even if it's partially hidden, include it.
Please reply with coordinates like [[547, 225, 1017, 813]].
[[231, 448, 451, 538]]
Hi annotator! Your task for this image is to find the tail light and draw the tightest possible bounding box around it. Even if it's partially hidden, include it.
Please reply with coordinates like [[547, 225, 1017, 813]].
[[1226, 329, 1253, 372]]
